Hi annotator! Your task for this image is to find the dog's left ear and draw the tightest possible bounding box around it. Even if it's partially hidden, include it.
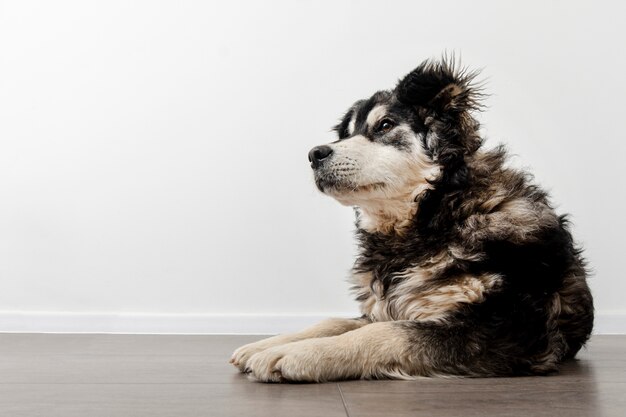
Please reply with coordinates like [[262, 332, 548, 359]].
[[395, 58, 479, 114]]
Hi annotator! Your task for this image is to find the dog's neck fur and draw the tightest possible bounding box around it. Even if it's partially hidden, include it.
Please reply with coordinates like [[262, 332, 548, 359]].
[[357, 200, 417, 234], [355, 180, 435, 234]]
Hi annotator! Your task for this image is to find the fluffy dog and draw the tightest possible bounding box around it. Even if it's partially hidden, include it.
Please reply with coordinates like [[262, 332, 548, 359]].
[[230, 57, 594, 382]]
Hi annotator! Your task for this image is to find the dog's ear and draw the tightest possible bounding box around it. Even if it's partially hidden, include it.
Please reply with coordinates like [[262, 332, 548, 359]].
[[395, 57, 480, 114]]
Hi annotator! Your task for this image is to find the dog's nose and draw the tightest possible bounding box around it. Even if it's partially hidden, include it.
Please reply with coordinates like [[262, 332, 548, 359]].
[[308, 145, 333, 168]]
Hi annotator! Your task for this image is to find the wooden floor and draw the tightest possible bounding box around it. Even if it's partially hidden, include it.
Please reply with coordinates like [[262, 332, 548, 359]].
[[0, 334, 624, 417]]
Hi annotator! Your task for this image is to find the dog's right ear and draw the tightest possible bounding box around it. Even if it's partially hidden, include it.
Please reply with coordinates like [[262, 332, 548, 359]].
[[395, 57, 480, 115]]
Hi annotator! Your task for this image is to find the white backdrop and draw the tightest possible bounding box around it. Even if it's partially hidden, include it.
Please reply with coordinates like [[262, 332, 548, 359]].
[[1, 0, 625, 333]]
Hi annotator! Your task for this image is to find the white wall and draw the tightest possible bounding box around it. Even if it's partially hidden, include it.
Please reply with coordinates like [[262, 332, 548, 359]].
[[1, 0, 625, 333]]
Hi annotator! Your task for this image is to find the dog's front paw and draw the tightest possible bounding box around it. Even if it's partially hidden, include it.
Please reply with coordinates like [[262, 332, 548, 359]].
[[231, 336, 292, 372], [246, 340, 331, 383], [230, 340, 272, 372], [245, 346, 287, 382]]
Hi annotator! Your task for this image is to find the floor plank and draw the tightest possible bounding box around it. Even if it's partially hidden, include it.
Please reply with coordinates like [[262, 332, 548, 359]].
[[0, 334, 265, 356], [0, 383, 348, 417], [338, 381, 626, 417], [0, 353, 245, 384]]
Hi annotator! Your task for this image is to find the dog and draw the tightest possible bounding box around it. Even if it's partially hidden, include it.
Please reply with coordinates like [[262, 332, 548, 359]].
[[230, 57, 594, 382]]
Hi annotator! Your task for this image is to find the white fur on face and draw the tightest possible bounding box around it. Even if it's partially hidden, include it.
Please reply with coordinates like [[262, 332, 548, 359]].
[[323, 130, 435, 200], [366, 105, 387, 129], [347, 112, 357, 135]]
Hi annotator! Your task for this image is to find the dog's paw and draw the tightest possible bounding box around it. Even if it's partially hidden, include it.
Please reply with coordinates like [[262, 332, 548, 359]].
[[246, 340, 330, 383], [230, 339, 279, 372], [245, 347, 287, 382]]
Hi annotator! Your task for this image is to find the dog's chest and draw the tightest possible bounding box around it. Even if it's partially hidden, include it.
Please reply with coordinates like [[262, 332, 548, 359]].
[[352, 262, 498, 324], [351, 265, 435, 322]]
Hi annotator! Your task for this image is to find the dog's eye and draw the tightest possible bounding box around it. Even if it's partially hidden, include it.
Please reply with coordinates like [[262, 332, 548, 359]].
[[376, 119, 395, 134]]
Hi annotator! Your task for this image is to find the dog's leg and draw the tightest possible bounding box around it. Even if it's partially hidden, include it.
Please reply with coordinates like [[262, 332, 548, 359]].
[[246, 320, 478, 382], [230, 317, 369, 372]]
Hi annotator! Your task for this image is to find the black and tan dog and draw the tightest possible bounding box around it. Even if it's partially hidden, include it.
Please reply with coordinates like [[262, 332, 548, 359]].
[[230, 57, 594, 382]]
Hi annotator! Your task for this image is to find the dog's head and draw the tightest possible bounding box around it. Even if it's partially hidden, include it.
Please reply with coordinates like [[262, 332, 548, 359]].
[[309, 57, 483, 232]]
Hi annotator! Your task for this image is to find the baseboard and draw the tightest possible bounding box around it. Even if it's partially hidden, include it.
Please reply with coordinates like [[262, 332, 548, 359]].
[[0, 311, 624, 334]]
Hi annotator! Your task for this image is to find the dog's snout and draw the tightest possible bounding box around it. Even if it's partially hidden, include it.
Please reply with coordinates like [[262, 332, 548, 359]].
[[308, 145, 333, 168]]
